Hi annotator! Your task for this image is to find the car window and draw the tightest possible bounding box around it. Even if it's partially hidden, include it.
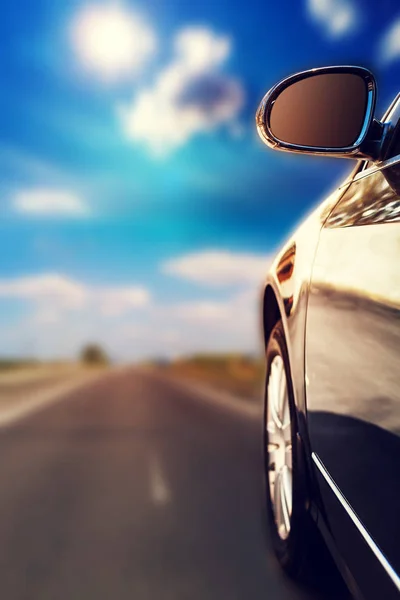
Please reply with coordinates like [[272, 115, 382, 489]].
[[324, 112, 400, 228], [325, 167, 400, 227]]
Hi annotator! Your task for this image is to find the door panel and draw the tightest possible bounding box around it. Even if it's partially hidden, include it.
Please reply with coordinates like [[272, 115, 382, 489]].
[[306, 164, 400, 596]]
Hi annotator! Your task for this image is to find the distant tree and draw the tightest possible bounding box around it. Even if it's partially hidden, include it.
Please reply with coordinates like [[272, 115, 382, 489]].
[[80, 344, 109, 366]]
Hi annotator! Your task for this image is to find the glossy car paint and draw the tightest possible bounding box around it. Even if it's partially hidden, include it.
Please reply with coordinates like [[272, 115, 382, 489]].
[[262, 98, 400, 599]]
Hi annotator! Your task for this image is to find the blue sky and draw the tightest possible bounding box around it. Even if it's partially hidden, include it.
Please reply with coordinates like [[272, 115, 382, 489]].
[[1, 0, 400, 360]]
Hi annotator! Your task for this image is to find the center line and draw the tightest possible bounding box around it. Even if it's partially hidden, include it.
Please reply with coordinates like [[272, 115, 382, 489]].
[[149, 453, 171, 506]]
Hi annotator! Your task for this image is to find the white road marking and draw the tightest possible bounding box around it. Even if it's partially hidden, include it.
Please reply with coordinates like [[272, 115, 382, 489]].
[[149, 453, 171, 506], [0, 364, 138, 428], [0, 372, 105, 428], [146, 370, 262, 420], [190, 384, 261, 419]]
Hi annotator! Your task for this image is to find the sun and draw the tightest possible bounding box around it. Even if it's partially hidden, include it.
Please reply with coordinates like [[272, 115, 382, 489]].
[[71, 3, 156, 82]]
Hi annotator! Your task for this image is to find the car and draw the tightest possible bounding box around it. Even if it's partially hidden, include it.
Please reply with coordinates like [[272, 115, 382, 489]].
[[256, 66, 400, 600]]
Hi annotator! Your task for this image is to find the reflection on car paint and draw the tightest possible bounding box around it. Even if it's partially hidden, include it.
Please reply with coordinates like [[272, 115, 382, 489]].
[[306, 164, 400, 597], [325, 164, 400, 227]]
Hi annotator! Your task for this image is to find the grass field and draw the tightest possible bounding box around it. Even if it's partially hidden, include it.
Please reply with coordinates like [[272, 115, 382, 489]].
[[155, 354, 265, 401], [1, 354, 265, 401], [0, 358, 109, 376], [0, 359, 41, 372]]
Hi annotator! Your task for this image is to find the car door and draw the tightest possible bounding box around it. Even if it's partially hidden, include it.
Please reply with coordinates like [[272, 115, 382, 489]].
[[305, 105, 400, 598]]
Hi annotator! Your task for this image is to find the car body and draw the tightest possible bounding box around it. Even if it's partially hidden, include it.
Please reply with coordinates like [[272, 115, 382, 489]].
[[258, 67, 400, 599]]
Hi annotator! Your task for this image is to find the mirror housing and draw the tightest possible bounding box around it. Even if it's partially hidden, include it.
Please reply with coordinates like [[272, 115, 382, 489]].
[[256, 66, 385, 161]]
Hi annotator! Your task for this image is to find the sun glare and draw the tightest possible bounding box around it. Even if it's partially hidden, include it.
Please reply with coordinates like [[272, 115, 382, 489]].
[[71, 4, 156, 81]]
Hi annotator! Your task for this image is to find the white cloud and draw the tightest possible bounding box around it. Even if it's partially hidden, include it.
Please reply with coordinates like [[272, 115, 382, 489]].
[[71, 3, 157, 82], [161, 250, 270, 287], [0, 274, 150, 317], [98, 287, 150, 316], [156, 288, 261, 356], [13, 188, 88, 217], [172, 288, 258, 324], [0, 268, 264, 361], [307, 0, 359, 37], [0, 274, 87, 307], [174, 27, 231, 72], [379, 18, 400, 65], [118, 27, 244, 154], [174, 301, 230, 322]]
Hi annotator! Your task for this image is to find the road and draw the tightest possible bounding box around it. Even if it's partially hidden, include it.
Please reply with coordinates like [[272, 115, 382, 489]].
[[0, 367, 337, 600]]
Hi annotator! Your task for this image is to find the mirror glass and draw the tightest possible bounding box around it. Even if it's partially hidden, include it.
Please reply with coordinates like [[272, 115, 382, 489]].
[[269, 73, 368, 148]]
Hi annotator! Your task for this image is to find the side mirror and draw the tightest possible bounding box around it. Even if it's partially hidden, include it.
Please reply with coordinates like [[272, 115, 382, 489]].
[[256, 66, 382, 160]]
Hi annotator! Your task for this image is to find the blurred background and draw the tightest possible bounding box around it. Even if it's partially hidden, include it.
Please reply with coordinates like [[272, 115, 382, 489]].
[[1, 0, 400, 370], [1, 2, 400, 599]]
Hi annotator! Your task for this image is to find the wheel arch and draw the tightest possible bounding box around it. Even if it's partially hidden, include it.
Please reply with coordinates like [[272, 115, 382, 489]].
[[263, 284, 282, 349], [263, 279, 316, 513]]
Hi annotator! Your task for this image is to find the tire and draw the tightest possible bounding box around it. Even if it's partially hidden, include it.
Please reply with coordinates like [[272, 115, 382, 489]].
[[263, 321, 353, 597], [263, 320, 319, 581]]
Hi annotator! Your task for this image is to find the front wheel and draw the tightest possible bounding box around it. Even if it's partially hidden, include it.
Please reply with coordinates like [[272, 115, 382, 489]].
[[263, 321, 353, 597], [263, 321, 321, 581]]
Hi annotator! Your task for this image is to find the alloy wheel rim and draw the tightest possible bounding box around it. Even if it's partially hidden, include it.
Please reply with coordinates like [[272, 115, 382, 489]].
[[266, 354, 293, 540]]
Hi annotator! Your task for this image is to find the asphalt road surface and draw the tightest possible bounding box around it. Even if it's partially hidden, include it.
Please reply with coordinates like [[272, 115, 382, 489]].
[[0, 368, 340, 600]]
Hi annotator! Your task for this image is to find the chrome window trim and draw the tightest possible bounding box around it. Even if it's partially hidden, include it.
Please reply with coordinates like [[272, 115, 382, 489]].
[[337, 92, 400, 189], [338, 154, 400, 190], [381, 92, 400, 123], [312, 452, 400, 592]]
